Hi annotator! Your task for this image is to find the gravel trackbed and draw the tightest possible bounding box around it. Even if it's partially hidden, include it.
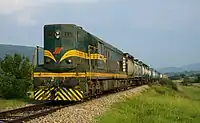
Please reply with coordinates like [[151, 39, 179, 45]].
[[26, 85, 149, 123]]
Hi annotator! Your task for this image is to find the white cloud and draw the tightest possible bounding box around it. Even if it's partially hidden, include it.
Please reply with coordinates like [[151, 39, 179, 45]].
[[16, 10, 37, 26], [0, 0, 99, 26], [0, 0, 36, 15]]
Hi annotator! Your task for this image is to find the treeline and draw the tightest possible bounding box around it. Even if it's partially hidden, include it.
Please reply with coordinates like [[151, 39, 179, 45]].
[[0, 53, 33, 99], [169, 73, 200, 85]]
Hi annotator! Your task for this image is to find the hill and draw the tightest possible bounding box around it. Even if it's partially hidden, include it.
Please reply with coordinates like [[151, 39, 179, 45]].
[[157, 67, 185, 73], [181, 63, 200, 71], [0, 44, 35, 60], [0, 44, 43, 64], [158, 63, 200, 74]]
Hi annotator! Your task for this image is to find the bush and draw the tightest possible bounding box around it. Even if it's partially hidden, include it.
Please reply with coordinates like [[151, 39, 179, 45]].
[[194, 75, 200, 83], [158, 78, 179, 91], [0, 53, 33, 99]]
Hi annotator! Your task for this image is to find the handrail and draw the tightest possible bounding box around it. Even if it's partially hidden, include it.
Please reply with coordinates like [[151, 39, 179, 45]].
[[88, 45, 98, 80]]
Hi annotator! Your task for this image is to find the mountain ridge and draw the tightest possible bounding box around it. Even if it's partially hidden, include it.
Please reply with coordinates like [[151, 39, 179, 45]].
[[0, 44, 199, 73], [157, 63, 200, 74], [0, 44, 43, 64]]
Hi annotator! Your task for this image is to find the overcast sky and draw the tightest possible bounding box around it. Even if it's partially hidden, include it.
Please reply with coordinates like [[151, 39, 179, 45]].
[[0, 0, 199, 68]]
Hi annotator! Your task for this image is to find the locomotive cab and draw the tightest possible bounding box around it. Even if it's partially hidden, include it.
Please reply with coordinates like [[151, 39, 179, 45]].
[[43, 24, 78, 72], [33, 24, 84, 101]]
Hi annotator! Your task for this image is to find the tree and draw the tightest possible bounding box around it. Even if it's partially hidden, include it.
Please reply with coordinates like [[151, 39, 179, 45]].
[[0, 53, 33, 98], [180, 74, 185, 78], [195, 74, 200, 83]]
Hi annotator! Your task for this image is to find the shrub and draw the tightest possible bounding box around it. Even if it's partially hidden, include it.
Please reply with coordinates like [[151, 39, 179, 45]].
[[195, 75, 200, 83], [0, 53, 33, 99], [158, 78, 179, 91]]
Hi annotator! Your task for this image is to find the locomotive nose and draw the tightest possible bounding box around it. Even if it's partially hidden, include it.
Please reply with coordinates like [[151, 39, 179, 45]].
[[63, 78, 79, 88]]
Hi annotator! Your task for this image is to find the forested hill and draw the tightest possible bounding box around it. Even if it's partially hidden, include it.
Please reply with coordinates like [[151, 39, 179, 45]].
[[0, 44, 43, 63], [158, 63, 200, 74]]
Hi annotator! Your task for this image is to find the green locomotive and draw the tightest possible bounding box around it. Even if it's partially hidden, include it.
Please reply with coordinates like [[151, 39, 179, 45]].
[[33, 24, 162, 101]]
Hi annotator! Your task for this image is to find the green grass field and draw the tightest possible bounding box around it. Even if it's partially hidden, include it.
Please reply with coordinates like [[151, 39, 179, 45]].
[[0, 98, 29, 110], [0, 91, 35, 110], [172, 79, 183, 83], [95, 85, 200, 123]]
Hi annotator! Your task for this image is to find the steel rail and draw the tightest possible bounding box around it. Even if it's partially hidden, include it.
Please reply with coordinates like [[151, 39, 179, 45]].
[[0, 105, 67, 123], [0, 101, 61, 123]]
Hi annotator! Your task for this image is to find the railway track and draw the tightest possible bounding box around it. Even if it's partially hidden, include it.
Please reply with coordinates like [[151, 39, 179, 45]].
[[0, 101, 71, 123], [0, 83, 147, 123]]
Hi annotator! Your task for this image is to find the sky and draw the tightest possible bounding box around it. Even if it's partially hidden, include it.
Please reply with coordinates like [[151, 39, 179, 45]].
[[0, 0, 199, 68]]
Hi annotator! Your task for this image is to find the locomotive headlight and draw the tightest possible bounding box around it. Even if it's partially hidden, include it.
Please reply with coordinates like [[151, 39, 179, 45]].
[[55, 30, 60, 39], [66, 59, 72, 64]]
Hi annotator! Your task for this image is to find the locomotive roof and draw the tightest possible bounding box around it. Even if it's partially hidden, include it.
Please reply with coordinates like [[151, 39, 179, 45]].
[[44, 24, 76, 26], [85, 30, 124, 54]]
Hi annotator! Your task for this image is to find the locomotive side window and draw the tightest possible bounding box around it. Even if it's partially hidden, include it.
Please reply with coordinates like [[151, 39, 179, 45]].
[[77, 30, 87, 52]]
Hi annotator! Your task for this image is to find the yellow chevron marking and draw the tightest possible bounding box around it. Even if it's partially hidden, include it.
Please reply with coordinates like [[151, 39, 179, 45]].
[[45, 90, 50, 95], [65, 89, 75, 101], [57, 96, 62, 100], [43, 90, 51, 100], [60, 89, 71, 101], [57, 92, 67, 100], [44, 50, 57, 62], [36, 90, 45, 99], [44, 93, 51, 100], [35, 89, 43, 97], [39, 90, 49, 100], [50, 87, 54, 91], [35, 90, 45, 100], [55, 96, 58, 100], [75, 90, 83, 98], [69, 89, 80, 101], [38, 96, 43, 100], [33, 72, 127, 78]]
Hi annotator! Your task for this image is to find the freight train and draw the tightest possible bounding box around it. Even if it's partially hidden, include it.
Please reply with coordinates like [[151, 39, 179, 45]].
[[33, 24, 165, 101]]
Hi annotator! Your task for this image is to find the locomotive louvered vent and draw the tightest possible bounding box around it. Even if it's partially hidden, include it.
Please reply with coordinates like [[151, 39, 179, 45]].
[[122, 57, 126, 72]]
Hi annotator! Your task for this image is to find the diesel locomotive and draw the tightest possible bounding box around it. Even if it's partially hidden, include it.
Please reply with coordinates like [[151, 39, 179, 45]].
[[33, 24, 164, 101]]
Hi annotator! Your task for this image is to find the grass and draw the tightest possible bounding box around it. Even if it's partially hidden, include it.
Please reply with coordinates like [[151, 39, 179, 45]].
[[95, 83, 200, 123], [0, 91, 34, 110], [0, 91, 35, 110], [172, 79, 183, 83], [0, 98, 29, 110]]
